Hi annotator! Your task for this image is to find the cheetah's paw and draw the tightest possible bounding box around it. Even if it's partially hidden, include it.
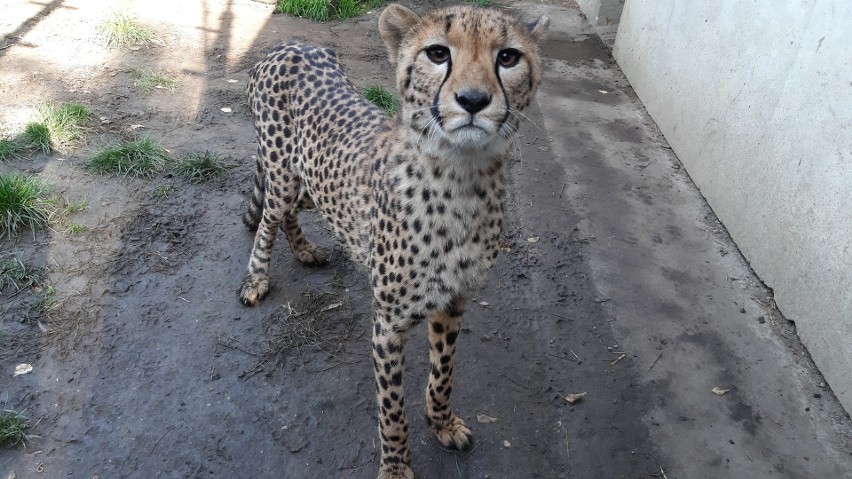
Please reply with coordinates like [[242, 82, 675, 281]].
[[294, 242, 328, 266], [430, 414, 472, 451], [238, 275, 269, 306]]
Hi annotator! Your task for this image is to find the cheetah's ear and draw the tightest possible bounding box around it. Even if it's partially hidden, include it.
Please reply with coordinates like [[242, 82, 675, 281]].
[[379, 4, 420, 64], [527, 15, 550, 43]]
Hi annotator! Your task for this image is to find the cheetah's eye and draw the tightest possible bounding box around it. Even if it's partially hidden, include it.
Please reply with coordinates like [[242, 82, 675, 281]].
[[497, 49, 522, 68], [425, 45, 451, 64]]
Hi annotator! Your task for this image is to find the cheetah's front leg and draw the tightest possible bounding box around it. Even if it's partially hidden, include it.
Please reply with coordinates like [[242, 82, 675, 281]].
[[372, 311, 414, 479], [425, 299, 472, 450]]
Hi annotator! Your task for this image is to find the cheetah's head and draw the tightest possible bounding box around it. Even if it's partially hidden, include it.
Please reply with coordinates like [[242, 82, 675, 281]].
[[379, 4, 549, 156]]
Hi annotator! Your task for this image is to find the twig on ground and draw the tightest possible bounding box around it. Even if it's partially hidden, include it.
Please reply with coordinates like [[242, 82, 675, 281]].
[[648, 351, 663, 371], [610, 353, 626, 366]]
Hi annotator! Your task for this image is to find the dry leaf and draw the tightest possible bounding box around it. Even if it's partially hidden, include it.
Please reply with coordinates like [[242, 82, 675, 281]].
[[503, 440, 511, 448], [565, 392, 587, 404], [14, 364, 33, 376], [527, 236, 540, 243], [476, 414, 497, 424], [712, 387, 730, 396]]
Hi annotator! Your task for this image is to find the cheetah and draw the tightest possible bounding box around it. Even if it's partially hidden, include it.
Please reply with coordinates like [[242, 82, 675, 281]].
[[239, 4, 548, 478]]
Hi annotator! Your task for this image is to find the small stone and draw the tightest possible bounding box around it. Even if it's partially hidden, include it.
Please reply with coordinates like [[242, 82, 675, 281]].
[[813, 393, 822, 399], [503, 440, 511, 448]]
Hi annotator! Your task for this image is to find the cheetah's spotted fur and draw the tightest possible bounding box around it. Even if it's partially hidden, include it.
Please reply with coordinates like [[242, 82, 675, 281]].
[[239, 5, 548, 478]]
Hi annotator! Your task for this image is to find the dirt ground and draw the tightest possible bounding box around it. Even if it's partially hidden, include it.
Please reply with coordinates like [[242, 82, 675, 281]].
[[2, 0, 851, 478]]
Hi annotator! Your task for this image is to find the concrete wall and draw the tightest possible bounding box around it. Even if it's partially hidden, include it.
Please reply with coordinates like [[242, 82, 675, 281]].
[[576, 0, 624, 26], [613, 0, 852, 412]]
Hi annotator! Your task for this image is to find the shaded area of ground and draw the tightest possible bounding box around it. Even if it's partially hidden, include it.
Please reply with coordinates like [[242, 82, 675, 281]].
[[1, 1, 850, 478]]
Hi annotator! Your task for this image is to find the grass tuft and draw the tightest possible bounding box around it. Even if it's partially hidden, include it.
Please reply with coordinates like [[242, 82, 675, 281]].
[[0, 409, 30, 446], [172, 151, 227, 183], [65, 222, 86, 234], [0, 102, 90, 158], [128, 68, 178, 93], [63, 196, 88, 214], [38, 102, 91, 152], [19, 122, 52, 154], [466, 0, 497, 7], [0, 254, 43, 293], [84, 137, 170, 178], [334, 0, 360, 19], [363, 85, 399, 116], [153, 183, 177, 201], [275, 0, 384, 21], [98, 12, 160, 48], [0, 173, 55, 240], [275, 0, 329, 21], [0, 139, 19, 161]]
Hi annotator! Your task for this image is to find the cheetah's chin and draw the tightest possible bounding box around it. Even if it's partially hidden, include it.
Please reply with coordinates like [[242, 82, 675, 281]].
[[443, 124, 508, 152]]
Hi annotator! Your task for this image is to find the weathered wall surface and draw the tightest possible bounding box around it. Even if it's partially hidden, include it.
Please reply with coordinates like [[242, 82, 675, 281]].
[[575, 0, 624, 26], [613, 0, 852, 411]]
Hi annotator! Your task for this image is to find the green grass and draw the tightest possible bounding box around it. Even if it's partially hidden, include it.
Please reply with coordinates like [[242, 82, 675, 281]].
[[0, 254, 42, 293], [0, 173, 55, 240], [466, 0, 497, 7], [84, 137, 170, 178], [58, 196, 88, 235], [276, 0, 329, 21], [63, 195, 88, 214], [363, 85, 399, 115], [128, 68, 178, 93], [98, 11, 160, 48], [0, 409, 29, 446], [33, 285, 56, 316], [0, 139, 19, 161], [153, 183, 176, 201], [0, 102, 90, 158], [172, 151, 227, 183], [275, 0, 383, 21], [65, 222, 86, 234], [19, 122, 52, 154], [38, 102, 91, 152]]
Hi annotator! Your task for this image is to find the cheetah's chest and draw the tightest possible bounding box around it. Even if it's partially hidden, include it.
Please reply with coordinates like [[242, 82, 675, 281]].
[[378, 160, 505, 303]]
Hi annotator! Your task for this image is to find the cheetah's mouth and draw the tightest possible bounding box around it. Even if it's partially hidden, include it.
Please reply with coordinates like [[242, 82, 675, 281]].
[[447, 121, 497, 147]]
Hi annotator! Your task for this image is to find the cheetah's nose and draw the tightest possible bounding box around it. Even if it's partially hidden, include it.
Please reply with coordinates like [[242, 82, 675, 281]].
[[454, 89, 491, 115]]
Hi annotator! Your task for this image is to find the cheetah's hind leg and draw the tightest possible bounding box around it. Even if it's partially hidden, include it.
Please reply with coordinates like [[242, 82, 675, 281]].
[[242, 157, 326, 264], [280, 194, 328, 266], [242, 154, 265, 232]]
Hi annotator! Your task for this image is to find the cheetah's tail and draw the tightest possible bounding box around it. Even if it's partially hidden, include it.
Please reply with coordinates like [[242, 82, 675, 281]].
[[243, 154, 264, 232]]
